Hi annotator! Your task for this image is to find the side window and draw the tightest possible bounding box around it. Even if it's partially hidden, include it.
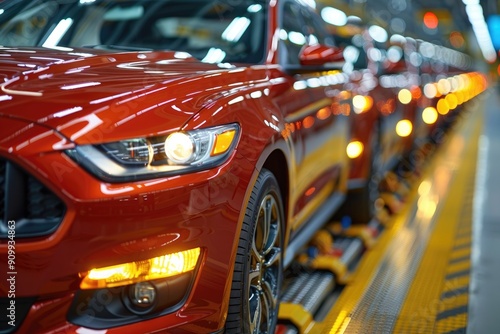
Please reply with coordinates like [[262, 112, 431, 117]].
[[279, 1, 336, 65], [301, 8, 335, 47], [0, 1, 58, 46], [280, 2, 306, 65]]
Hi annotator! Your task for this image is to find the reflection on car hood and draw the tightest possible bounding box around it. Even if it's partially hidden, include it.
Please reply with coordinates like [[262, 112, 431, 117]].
[[0, 47, 254, 144]]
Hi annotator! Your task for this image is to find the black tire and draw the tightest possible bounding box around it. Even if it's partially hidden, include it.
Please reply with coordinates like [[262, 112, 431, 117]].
[[346, 171, 381, 223], [342, 121, 383, 224], [225, 169, 284, 334]]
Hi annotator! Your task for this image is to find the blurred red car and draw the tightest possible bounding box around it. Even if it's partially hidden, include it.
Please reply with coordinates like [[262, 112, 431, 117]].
[[333, 24, 417, 221], [0, 0, 349, 333]]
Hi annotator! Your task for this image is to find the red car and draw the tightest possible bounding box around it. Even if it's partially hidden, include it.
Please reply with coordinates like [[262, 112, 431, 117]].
[[334, 26, 415, 222], [0, 1, 349, 333]]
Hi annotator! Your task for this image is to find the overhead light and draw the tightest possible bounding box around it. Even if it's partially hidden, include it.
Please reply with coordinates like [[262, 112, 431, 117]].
[[368, 25, 388, 43], [462, 0, 496, 62], [43, 18, 74, 48], [201, 48, 226, 63], [321, 7, 347, 26], [222, 17, 251, 42]]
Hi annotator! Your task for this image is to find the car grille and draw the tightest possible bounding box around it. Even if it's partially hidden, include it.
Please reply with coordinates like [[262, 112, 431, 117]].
[[0, 158, 66, 238]]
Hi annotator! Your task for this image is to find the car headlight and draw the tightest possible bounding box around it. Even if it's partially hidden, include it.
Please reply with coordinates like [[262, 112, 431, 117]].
[[66, 124, 240, 182]]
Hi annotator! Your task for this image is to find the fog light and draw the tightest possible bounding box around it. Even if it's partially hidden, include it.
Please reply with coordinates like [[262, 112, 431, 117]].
[[80, 247, 201, 289], [132, 282, 156, 306], [123, 281, 158, 315]]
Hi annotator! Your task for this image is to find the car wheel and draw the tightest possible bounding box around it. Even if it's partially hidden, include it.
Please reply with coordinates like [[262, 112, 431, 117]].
[[366, 121, 384, 214], [348, 122, 383, 223], [225, 169, 284, 334]]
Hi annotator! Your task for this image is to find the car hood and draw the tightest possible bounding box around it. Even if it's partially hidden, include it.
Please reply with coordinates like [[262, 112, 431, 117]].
[[0, 47, 258, 145]]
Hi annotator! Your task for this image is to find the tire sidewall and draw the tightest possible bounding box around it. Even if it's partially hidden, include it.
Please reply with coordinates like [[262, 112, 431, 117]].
[[225, 169, 285, 334]]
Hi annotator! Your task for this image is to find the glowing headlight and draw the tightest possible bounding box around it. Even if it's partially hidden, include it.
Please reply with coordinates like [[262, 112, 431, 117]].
[[66, 124, 240, 182], [165, 132, 195, 164], [395, 120, 412, 137], [347, 140, 364, 159], [352, 95, 373, 114], [422, 107, 438, 125], [398, 89, 412, 105]]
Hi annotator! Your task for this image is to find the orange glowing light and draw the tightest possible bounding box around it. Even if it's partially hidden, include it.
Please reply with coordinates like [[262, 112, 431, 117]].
[[338, 90, 351, 100], [423, 12, 439, 29], [353, 95, 373, 114], [305, 187, 316, 197], [422, 107, 438, 125], [445, 93, 458, 110], [340, 103, 351, 116], [303, 116, 315, 129], [317, 107, 332, 120], [437, 98, 450, 115], [377, 99, 396, 115], [411, 86, 422, 100], [398, 89, 412, 105], [449, 31, 465, 49]]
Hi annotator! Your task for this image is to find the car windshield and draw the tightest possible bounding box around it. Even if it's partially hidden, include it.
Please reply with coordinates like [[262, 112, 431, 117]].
[[0, 0, 267, 64]]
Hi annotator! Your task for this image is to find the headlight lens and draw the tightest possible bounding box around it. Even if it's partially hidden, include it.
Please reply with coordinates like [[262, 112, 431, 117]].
[[101, 138, 154, 165], [164, 132, 195, 164], [66, 124, 240, 182], [79, 247, 201, 289]]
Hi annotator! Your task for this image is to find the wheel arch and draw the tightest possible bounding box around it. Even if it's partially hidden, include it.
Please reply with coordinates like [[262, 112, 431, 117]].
[[262, 149, 290, 230]]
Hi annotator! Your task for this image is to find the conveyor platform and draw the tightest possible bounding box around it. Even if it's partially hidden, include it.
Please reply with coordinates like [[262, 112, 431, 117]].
[[277, 86, 500, 334]]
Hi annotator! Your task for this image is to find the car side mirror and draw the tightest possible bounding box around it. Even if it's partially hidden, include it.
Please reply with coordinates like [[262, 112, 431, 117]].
[[284, 44, 345, 74], [299, 44, 344, 66], [384, 59, 407, 74]]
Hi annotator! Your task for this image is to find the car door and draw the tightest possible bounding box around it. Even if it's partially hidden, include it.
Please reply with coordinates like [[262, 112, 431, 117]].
[[276, 1, 350, 235]]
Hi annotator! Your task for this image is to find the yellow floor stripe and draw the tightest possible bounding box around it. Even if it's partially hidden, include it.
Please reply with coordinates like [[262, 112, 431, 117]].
[[393, 109, 482, 334], [445, 261, 471, 276], [317, 188, 425, 333], [448, 249, 471, 262], [453, 235, 472, 247], [441, 276, 470, 295], [438, 294, 469, 311], [316, 193, 420, 333], [435, 313, 468, 334]]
